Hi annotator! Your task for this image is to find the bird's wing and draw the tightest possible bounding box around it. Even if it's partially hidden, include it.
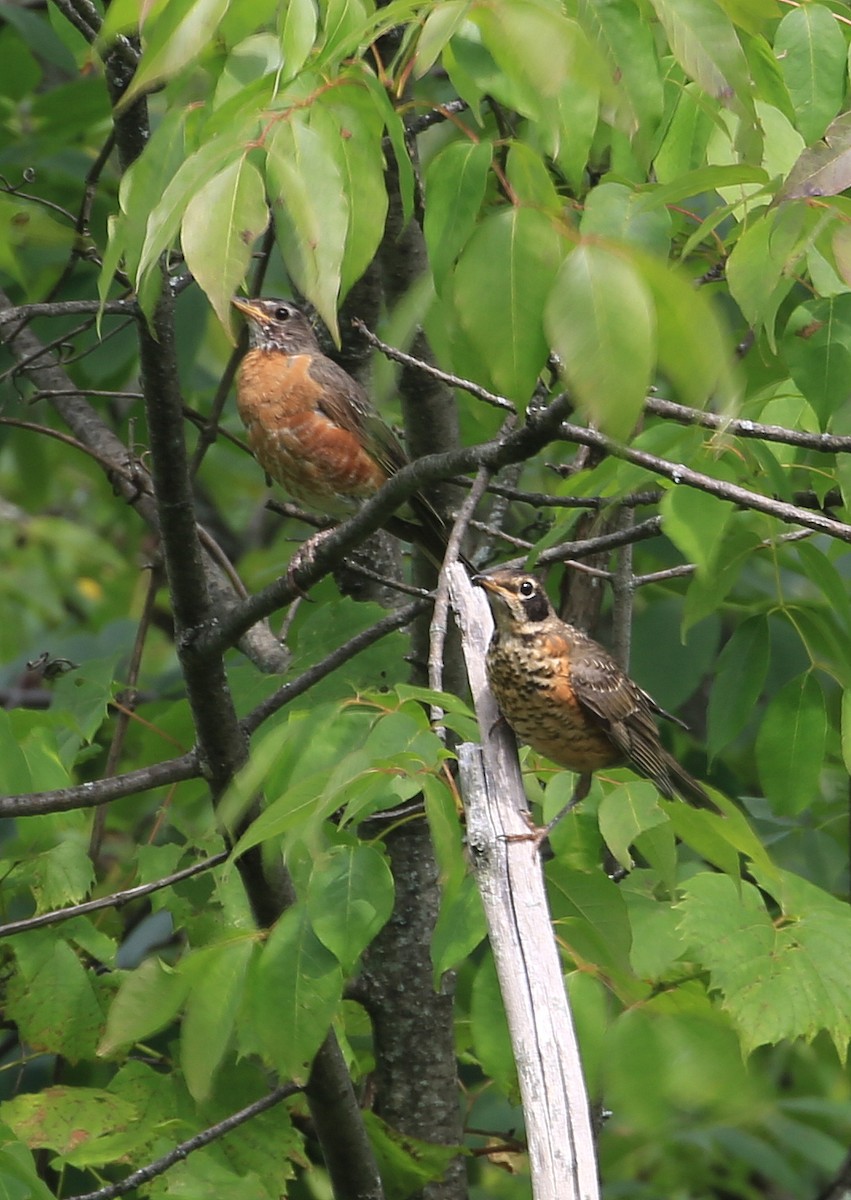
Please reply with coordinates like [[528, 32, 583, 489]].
[[568, 651, 677, 796], [308, 356, 409, 477]]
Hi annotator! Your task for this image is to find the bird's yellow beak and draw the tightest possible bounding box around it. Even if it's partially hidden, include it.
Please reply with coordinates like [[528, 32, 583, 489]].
[[231, 297, 261, 321], [473, 574, 503, 597]]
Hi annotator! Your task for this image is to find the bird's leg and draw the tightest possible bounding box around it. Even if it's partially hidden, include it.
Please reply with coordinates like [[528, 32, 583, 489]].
[[503, 771, 592, 851], [539, 771, 592, 837]]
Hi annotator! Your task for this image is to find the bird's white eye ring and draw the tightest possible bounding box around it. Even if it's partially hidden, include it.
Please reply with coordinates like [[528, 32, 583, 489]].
[[519, 579, 536, 597], [274, 306, 291, 321]]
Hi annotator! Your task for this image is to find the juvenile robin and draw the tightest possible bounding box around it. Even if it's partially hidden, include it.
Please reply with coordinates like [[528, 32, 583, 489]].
[[475, 569, 719, 816], [231, 297, 464, 572]]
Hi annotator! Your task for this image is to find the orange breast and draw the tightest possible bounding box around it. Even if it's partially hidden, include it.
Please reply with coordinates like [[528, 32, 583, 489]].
[[236, 351, 387, 512]]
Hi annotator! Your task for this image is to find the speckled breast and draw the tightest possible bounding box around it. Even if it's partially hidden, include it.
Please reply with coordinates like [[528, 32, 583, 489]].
[[485, 634, 620, 773]]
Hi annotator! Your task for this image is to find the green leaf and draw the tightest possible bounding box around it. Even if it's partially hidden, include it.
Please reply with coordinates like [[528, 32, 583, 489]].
[[578, 0, 663, 154], [357, 65, 414, 224], [306, 844, 395, 972], [313, 86, 388, 298], [680, 871, 851, 1057], [7, 939, 103, 1062], [634, 164, 769, 212], [0, 1139, 55, 1200], [242, 906, 342, 1083], [548, 863, 634, 980], [664, 800, 741, 878], [653, 82, 715, 183], [841, 689, 851, 775], [51, 654, 118, 744], [726, 210, 796, 350], [796, 540, 851, 633], [605, 1000, 757, 1131], [414, 0, 468, 78], [182, 156, 269, 332], [649, 0, 754, 112], [581, 182, 672, 256], [27, 839, 94, 912], [470, 952, 518, 1101], [180, 939, 256, 1102], [0, 710, 34, 793], [755, 673, 827, 815], [454, 206, 564, 402], [137, 125, 257, 286], [0, 1088, 137, 1164], [267, 114, 348, 340], [707, 616, 770, 759], [546, 243, 655, 439], [213, 34, 282, 108], [775, 4, 846, 144], [280, 0, 318, 78], [661, 485, 734, 576], [621, 885, 684, 980], [314, 0, 369, 67], [430, 873, 487, 982], [362, 1111, 464, 1200], [99, 106, 190, 311], [424, 139, 492, 294], [471, 0, 583, 116], [782, 294, 851, 427], [116, 0, 230, 109], [98, 958, 190, 1056], [598, 780, 668, 871]]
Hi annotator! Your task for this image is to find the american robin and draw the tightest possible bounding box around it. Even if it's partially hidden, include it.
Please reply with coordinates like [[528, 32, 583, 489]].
[[475, 569, 719, 814], [231, 297, 465, 571]]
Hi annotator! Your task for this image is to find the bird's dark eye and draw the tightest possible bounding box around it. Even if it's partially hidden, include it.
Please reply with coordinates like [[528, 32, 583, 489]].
[[274, 306, 291, 321], [519, 579, 536, 597]]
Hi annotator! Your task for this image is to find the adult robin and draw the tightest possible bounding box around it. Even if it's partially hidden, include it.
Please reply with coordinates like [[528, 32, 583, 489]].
[[475, 569, 719, 817], [231, 297, 466, 572]]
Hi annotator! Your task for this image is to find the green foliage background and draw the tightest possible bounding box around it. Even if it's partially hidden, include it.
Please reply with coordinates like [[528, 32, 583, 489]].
[[3, 0, 851, 1197]]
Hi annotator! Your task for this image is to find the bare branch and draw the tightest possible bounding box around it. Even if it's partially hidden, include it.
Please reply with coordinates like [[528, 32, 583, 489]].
[[353, 319, 517, 412], [646, 395, 851, 453], [560, 422, 851, 543], [429, 463, 494, 712], [0, 850, 228, 937], [64, 1083, 302, 1200], [0, 752, 200, 818], [242, 598, 430, 734]]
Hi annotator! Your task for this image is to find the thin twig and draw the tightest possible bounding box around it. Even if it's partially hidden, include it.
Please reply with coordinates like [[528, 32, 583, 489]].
[[610, 510, 635, 669], [428, 464, 494, 720], [0, 753, 200, 818], [64, 1083, 301, 1200], [89, 565, 162, 861], [0, 850, 228, 937], [242, 598, 431, 733], [645, 395, 851, 453], [353, 319, 516, 412]]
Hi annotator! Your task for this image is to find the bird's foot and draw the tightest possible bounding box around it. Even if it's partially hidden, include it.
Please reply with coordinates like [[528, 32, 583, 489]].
[[501, 773, 593, 854], [502, 808, 551, 847]]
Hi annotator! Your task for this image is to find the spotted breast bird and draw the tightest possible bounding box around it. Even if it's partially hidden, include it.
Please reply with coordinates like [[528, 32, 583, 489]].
[[231, 297, 467, 574], [475, 569, 719, 817]]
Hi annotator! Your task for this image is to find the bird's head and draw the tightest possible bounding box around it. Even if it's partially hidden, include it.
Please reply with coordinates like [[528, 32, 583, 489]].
[[231, 297, 321, 355], [474, 570, 554, 631]]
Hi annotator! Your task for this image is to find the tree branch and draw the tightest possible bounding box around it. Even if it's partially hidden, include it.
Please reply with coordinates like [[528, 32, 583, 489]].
[[0, 753, 200, 818], [559, 422, 851, 543], [190, 392, 577, 655], [64, 1083, 302, 1200], [645, 395, 851, 453], [0, 850, 229, 937]]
